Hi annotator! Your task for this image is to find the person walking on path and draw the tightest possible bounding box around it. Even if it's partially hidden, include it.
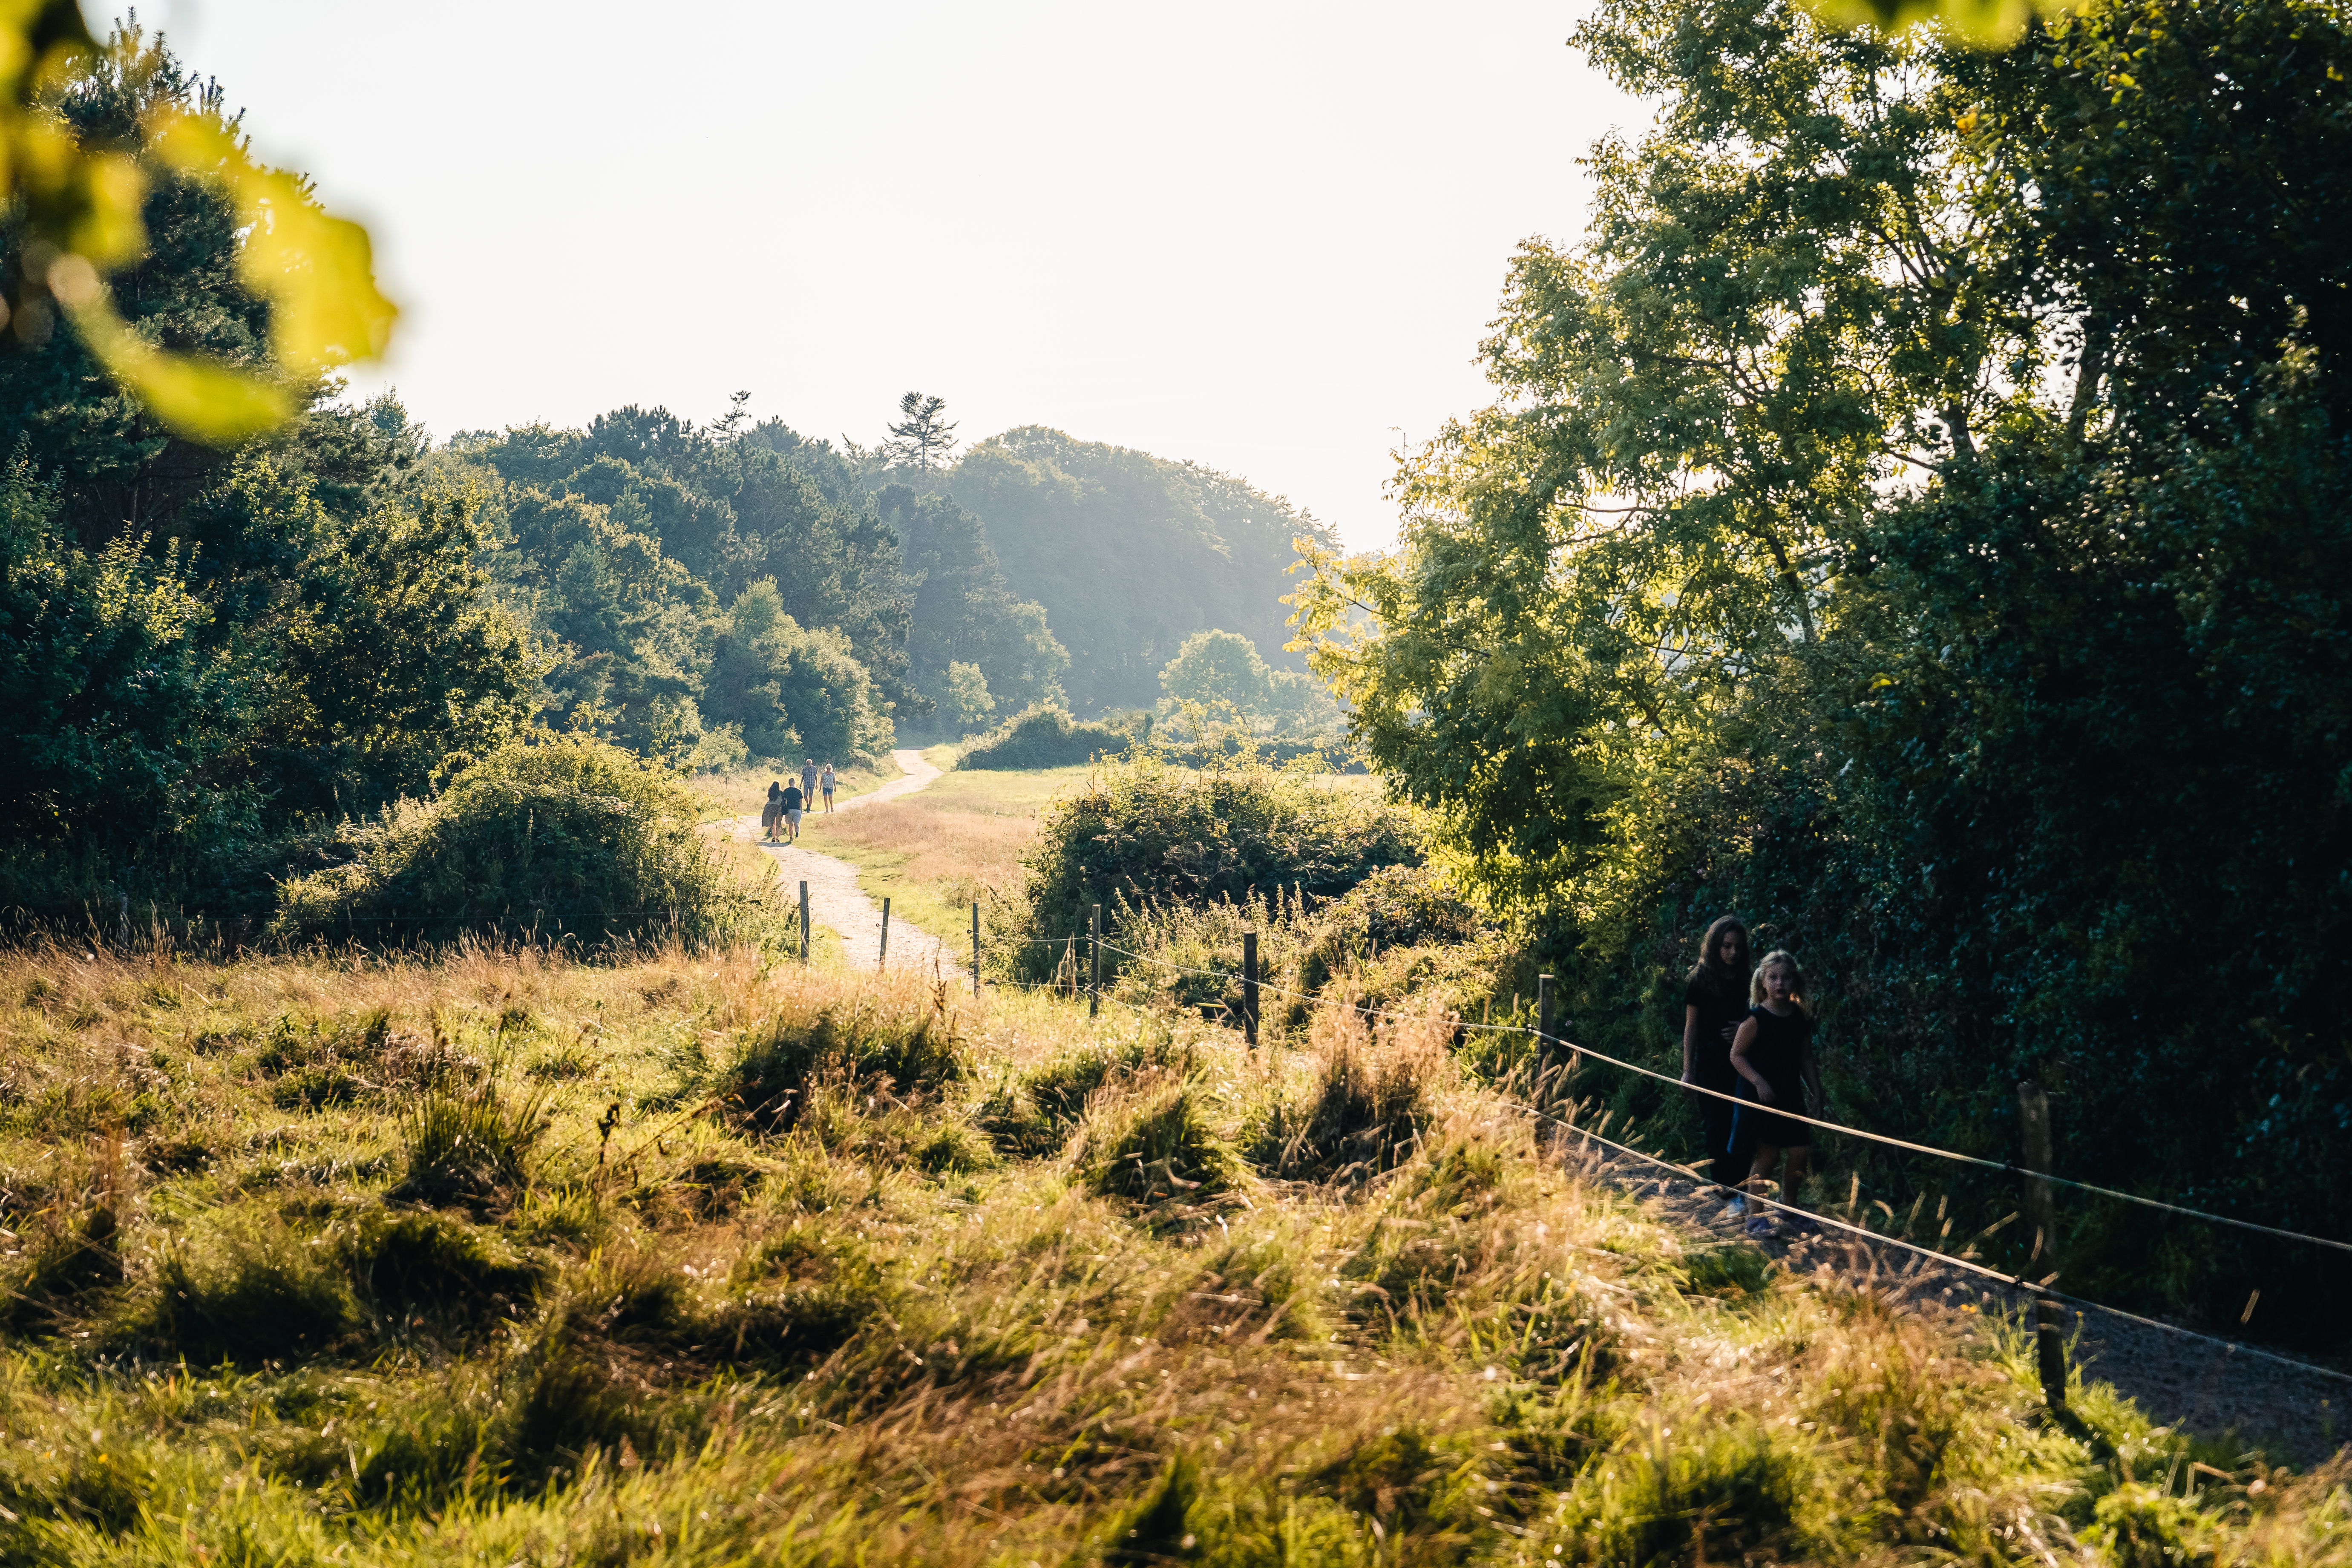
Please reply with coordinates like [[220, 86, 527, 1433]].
[[820, 761, 836, 811], [761, 781, 784, 844], [779, 780, 805, 842], [1730, 949, 1826, 1240], [800, 758, 818, 806], [1679, 915, 1754, 1219]]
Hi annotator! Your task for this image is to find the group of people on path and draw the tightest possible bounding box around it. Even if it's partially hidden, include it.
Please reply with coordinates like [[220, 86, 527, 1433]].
[[760, 758, 837, 843], [1679, 915, 1825, 1240]]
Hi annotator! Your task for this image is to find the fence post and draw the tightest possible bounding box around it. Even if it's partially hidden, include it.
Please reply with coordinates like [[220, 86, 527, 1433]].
[[1243, 930, 1259, 1049], [799, 881, 811, 967], [879, 896, 890, 971], [2018, 1079, 2068, 1413], [970, 901, 980, 996], [1089, 903, 1103, 1018], [1536, 974, 1556, 1105]]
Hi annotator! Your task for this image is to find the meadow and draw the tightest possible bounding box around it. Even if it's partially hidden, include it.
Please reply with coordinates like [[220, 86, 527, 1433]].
[[0, 748, 2343, 1566]]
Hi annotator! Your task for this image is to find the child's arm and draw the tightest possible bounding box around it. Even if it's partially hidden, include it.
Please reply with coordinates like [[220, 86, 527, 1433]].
[[1680, 1005, 1701, 1085], [1730, 1018, 1772, 1100]]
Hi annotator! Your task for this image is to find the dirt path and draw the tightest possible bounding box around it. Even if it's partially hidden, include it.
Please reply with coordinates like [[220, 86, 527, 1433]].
[[729, 750, 963, 980]]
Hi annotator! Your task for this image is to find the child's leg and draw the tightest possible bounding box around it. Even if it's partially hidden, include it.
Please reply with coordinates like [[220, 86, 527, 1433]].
[[1744, 1142, 1783, 1202], [1781, 1146, 1812, 1208]]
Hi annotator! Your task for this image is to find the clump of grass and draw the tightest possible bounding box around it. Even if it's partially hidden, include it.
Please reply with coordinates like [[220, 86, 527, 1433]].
[[1071, 1074, 1244, 1208], [337, 1209, 541, 1330], [1543, 1418, 1808, 1567], [135, 1213, 362, 1364], [710, 994, 962, 1135], [1247, 1006, 1446, 1182], [976, 1030, 1175, 1158], [389, 1077, 549, 1208]]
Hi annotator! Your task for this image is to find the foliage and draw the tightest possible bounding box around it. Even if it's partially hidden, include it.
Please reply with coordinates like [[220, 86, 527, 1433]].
[[876, 482, 1067, 726], [956, 702, 1135, 770], [1156, 627, 1344, 741], [0, 12, 394, 442], [704, 577, 894, 765], [944, 426, 1339, 712], [270, 735, 755, 947], [1004, 757, 1422, 981], [1298, 0, 2352, 1348], [878, 390, 959, 471]]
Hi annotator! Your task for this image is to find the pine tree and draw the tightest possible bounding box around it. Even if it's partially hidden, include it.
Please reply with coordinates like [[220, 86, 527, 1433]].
[[881, 392, 959, 470]]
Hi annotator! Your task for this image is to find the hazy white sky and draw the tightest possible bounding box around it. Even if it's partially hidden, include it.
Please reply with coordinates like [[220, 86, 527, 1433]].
[[137, 2, 1645, 551]]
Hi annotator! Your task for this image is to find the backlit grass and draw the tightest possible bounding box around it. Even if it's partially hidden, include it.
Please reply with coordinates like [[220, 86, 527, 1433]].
[[0, 937, 2341, 1564]]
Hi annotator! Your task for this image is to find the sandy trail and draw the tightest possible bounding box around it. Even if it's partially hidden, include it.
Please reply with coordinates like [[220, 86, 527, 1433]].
[[728, 750, 963, 979]]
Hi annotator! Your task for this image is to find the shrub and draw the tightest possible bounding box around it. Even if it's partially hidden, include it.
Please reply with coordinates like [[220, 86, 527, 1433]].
[[271, 734, 762, 947], [977, 1033, 1175, 1158], [1007, 756, 1423, 984], [957, 703, 1133, 769]]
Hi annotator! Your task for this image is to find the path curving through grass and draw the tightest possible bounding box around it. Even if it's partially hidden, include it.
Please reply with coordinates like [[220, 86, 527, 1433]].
[[731, 749, 964, 978]]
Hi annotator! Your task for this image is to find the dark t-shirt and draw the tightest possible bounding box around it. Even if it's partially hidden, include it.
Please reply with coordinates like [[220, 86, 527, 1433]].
[[1736, 1004, 1813, 1106], [781, 786, 803, 811], [1683, 971, 1747, 1090]]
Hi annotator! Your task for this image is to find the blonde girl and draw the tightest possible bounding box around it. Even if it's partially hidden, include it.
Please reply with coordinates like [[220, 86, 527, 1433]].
[[1728, 949, 1825, 1238]]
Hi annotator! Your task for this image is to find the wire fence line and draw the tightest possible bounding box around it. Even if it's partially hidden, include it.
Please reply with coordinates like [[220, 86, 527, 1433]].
[[951, 926, 2352, 1387], [1082, 940, 2352, 1258]]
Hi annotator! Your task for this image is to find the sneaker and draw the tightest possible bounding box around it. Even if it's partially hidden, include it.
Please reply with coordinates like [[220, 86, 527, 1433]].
[[1719, 1194, 1747, 1222], [1745, 1215, 1776, 1240]]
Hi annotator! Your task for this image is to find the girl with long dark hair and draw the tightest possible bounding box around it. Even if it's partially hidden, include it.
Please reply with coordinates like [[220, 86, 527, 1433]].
[[1680, 915, 1752, 1217]]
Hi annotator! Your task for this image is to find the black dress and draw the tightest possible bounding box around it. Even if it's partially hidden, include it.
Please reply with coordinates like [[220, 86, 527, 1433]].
[[1730, 1004, 1814, 1149], [1684, 971, 1750, 1181]]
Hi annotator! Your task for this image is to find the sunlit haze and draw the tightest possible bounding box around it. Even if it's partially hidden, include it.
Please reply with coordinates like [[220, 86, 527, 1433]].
[[137, 1, 1643, 550]]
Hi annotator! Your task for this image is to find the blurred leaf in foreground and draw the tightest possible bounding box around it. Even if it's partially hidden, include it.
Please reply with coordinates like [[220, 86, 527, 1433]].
[[1, 0, 396, 443], [1810, 0, 2079, 47]]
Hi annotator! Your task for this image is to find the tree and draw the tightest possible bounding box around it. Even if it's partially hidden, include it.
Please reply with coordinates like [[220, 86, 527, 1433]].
[[1297, 0, 2352, 1344], [880, 391, 959, 471], [944, 662, 996, 737], [1158, 629, 1273, 714]]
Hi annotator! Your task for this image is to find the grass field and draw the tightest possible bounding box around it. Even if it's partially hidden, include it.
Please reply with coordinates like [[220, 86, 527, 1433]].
[[0, 929, 2336, 1565]]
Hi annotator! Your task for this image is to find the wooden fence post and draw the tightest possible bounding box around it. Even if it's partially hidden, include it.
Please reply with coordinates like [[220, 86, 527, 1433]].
[[799, 881, 811, 967], [1090, 903, 1102, 1018], [1243, 930, 1259, 1049], [2018, 1079, 2067, 1413], [879, 897, 890, 971], [970, 902, 980, 996], [1536, 974, 1556, 1105]]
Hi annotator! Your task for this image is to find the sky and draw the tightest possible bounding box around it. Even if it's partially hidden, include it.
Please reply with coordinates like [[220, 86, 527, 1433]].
[[135, 1, 1648, 552]]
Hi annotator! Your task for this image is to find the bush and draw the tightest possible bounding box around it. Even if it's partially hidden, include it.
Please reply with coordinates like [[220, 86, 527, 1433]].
[[1005, 756, 1423, 984], [271, 734, 761, 947], [957, 703, 1134, 769]]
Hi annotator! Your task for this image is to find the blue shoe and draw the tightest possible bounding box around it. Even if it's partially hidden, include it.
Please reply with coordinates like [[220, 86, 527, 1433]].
[[1745, 1215, 1776, 1240]]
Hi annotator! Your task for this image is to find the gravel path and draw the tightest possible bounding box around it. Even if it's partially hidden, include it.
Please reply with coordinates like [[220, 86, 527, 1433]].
[[728, 750, 964, 981]]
